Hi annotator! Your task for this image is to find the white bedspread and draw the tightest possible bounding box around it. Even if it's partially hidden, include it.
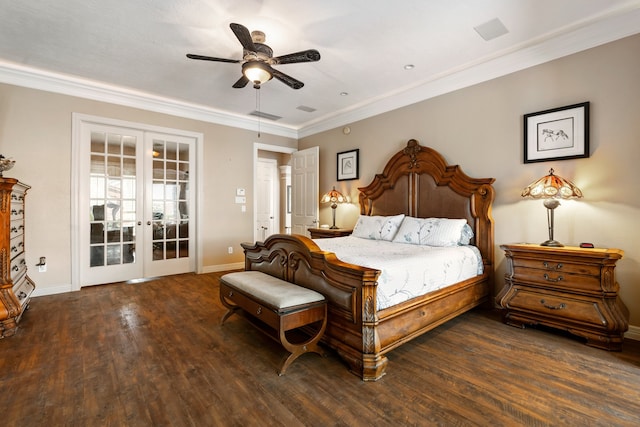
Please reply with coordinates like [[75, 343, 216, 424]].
[[313, 236, 483, 310]]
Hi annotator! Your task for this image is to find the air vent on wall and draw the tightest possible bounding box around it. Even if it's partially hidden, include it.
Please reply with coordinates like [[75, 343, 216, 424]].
[[249, 110, 282, 121]]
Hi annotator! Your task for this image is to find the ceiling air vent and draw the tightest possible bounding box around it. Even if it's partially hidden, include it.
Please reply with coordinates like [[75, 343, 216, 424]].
[[249, 110, 282, 121], [474, 18, 509, 41], [297, 105, 317, 113]]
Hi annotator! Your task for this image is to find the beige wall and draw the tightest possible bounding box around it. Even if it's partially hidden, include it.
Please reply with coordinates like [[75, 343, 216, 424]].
[[0, 84, 296, 292], [300, 34, 640, 326]]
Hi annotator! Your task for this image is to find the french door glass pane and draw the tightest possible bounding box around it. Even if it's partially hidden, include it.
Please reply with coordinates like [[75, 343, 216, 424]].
[[89, 131, 137, 267], [151, 138, 190, 262]]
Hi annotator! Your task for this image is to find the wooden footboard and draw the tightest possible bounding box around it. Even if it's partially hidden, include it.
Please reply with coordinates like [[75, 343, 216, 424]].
[[241, 234, 385, 379], [242, 234, 490, 381]]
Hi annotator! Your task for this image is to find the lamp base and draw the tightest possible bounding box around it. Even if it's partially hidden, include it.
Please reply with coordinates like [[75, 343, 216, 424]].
[[541, 239, 564, 247], [329, 226, 339, 229]]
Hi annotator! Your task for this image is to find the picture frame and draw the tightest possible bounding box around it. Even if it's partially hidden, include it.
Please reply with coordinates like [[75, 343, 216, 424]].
[[337, 149, 359, 181], [524, 102, 589, 163]]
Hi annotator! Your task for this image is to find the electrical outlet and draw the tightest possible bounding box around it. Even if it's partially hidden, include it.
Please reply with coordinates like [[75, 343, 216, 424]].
[[228, 246, 233, 254]]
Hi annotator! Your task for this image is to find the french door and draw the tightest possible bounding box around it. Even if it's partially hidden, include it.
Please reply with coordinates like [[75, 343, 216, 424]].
[[73, 115, 197, 287]]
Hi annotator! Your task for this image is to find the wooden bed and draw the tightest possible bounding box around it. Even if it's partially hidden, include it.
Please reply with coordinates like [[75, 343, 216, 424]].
[[241, 139, 495, 381]]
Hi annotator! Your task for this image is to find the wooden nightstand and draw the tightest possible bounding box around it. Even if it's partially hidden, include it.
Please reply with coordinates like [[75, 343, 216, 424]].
[[307, 228, 352, 239], [496, 243, 629, 351]]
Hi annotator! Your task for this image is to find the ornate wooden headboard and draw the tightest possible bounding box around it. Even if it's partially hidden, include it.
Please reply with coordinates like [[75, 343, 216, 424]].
[[358, 139, 496, 269]]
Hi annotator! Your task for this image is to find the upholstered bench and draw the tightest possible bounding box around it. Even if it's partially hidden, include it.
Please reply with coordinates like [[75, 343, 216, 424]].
[[219, 271, 327, 375]]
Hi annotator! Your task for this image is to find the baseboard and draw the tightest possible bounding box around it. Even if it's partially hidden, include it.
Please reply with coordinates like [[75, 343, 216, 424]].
[[626, 324, 640, 342], [202, 262, 244, 273], [30, 263, 243, 298], [32, 284, 74, 298]]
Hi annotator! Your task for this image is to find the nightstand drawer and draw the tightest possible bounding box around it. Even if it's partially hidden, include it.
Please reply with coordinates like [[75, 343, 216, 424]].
[[512, 257, 600, 276], [512, 266, 601, 291], [507, 288, 606, 327]]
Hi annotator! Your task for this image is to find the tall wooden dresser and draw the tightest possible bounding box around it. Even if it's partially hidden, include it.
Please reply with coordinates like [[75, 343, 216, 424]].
[[0, 178, 35, 338]]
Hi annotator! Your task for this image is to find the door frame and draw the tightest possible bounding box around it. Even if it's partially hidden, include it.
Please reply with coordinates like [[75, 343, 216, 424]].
[[71, 113, 204, 291], [253, 143, 296, 243]]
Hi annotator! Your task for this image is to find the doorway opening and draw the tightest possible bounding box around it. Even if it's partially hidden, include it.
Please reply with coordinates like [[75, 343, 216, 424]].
[[254, 143, 295, 242]]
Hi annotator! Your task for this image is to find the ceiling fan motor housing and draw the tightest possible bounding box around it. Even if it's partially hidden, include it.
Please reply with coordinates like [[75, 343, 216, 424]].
[[244, 43, 273, 62]]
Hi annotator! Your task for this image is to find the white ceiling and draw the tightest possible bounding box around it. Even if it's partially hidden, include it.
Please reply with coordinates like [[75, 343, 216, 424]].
[[1, 0, 640, 138]]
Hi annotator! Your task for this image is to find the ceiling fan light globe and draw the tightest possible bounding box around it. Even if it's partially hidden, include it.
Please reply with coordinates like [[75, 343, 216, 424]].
[[243, 62, 272, 85]]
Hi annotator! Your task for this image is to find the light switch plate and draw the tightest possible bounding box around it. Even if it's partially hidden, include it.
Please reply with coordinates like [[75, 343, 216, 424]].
[[236, 188, 245, 196]]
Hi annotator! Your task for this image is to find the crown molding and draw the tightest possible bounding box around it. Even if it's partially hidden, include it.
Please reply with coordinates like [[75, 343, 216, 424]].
[[0, 61, 299, 139]]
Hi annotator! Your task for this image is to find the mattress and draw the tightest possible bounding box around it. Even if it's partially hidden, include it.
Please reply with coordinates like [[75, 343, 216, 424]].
[[313, 236, 483, 310]]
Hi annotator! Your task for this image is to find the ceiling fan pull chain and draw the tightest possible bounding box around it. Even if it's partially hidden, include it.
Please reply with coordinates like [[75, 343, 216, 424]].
[[256, 87, 261, 138]]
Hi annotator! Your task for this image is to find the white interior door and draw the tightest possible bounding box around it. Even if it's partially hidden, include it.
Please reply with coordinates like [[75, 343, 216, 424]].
[[74, 117, 196, 287], [291, 146, 319, 236], [78, 122, 144, 286], [143, 133, 196, 277], [256, 158, 278, 241]]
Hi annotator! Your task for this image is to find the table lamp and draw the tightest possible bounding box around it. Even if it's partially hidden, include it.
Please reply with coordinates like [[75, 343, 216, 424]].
[[521, 168, 583, 247], [320, 186, 346, 229]]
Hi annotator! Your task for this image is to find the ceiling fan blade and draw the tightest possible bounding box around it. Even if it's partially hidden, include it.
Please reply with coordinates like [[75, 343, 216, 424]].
[[273, 49, 321, 65], [186, 54, 240, 63], [269, 66, 304, 90], [232, 75, 250, 88], [230, 23, 256, 52]]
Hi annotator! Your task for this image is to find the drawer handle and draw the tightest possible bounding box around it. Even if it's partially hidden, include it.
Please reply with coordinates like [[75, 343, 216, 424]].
[[256, 306, 262, 316], [543, 273, 563, 283], [12, 265, 19, 272], [227, 290, 234, 297], [543, 261, 563, 270], [540, 299, 566, 310]]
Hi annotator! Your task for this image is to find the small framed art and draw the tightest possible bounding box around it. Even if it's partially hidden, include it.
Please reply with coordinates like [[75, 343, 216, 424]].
[[337, 149, 359, 181], [524, 102, 590, 163]]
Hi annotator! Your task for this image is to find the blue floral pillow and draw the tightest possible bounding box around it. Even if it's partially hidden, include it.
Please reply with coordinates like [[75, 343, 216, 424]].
[[392, 217, 471, 246], [352, 214, 405, 241]]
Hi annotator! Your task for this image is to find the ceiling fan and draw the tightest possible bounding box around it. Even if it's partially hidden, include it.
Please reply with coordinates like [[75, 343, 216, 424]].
[[187, 23, 321, 90]]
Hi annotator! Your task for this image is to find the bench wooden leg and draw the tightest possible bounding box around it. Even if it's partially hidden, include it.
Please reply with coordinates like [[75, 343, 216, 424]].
[[277, 305, 328, 376], [219, 291, 241, 326]]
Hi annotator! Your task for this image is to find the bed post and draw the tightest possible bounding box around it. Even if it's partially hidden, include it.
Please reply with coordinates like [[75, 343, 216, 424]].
[[360, 292, 388, 380]]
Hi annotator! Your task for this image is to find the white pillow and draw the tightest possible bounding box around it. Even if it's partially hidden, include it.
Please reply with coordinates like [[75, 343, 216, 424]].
[[392, 217, 470, 247], [352, 214, 405, 241]]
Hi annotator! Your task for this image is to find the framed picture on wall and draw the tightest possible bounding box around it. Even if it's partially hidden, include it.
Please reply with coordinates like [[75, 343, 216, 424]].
[[337, 149, 359, 181], [524, 102, 590, 163]]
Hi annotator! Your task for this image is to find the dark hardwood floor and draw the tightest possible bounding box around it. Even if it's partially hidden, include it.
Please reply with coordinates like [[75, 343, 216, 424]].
[[2, 272, 639, 426]]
